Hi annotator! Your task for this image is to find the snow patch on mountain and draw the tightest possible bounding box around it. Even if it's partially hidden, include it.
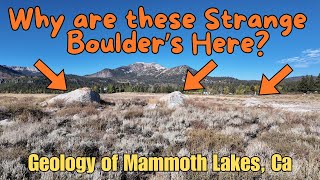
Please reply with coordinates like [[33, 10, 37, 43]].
[[135, 62, 166, 71], [119, 62, 167, 76], [5, 66, 38, 73]]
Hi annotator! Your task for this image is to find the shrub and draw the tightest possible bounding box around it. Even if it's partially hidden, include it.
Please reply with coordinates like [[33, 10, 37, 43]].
[[187, 129, 245, 153], [56, 103, 99, 117], [5, 104, 46, 123], [124, 108, 144, 119]]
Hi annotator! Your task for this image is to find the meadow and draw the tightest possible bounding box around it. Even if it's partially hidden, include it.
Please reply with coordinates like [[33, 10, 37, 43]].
[[0, 93, 319, 179]]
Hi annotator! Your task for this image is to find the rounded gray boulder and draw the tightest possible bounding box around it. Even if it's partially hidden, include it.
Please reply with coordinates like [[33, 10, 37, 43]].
[[47, 87, 100, 105], [159, 91, 186, 109]]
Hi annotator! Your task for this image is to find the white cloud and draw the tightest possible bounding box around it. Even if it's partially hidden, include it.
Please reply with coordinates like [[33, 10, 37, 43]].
[[302, 49, 320, 58], [293, 63, 309, 68], [278, 48, 320, 68]]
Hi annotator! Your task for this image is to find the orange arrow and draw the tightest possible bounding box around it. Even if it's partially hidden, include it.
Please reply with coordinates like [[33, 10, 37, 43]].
[[259, 64, 293, 95], [184, 60, 218, 91], [34, 59, 67, 91]]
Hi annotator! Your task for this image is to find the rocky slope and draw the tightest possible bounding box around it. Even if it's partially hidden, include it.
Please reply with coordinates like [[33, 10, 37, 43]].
[[85, 62, 236, 84], [4, 66, 40, 76], [0, 65, 24, 78]]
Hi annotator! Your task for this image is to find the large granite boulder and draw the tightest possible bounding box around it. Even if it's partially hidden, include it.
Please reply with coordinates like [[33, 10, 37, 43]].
[[46, 87, 100, 106], [159, 91, 186, 109]]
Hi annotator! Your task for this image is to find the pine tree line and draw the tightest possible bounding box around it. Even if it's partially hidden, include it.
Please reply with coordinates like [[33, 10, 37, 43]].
[[297, 74, 320, 93], [0, 74, 319, 94]]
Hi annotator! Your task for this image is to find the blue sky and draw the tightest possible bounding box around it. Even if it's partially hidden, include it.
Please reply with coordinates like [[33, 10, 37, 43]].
[[0, 0, 319, 80]]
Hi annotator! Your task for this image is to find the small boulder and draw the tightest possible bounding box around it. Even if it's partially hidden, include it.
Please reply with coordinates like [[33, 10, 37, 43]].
[[159, 91, 186, 108], [47, 87, 100, 106], [0, 119, 15, 126], [242, 97, 263, 107]]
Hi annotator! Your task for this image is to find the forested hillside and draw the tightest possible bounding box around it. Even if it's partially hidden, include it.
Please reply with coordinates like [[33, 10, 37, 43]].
[[0, 63, 319, 94], [0, 74, 319, 94]]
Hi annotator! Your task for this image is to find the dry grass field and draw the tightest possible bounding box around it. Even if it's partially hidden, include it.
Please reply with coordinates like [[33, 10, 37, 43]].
[[0, 93, 319, 179]]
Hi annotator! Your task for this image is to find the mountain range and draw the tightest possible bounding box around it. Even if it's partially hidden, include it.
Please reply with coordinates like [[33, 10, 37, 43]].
[[85, 62, 240, 84], [0, 63, 240, 85], [0, 62, 309, 86], [0, 65, 40, 78]]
